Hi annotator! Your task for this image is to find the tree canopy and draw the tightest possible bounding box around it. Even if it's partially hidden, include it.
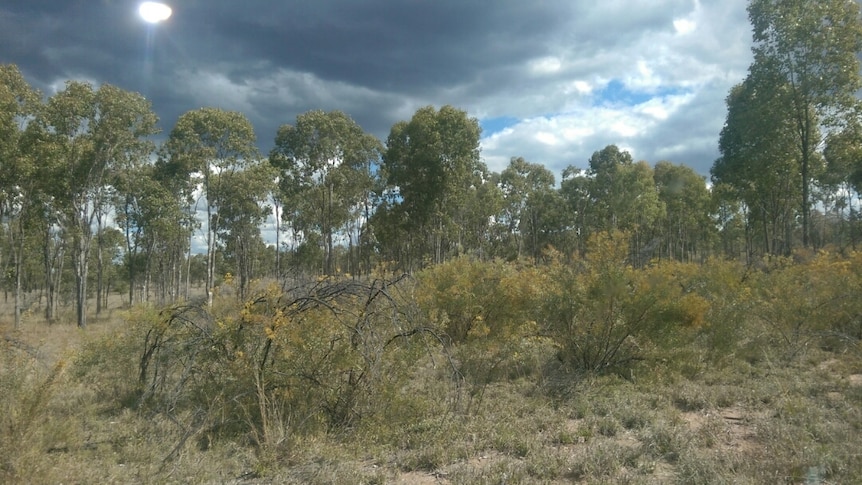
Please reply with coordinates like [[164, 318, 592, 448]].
[[5, 0, 862, 324]]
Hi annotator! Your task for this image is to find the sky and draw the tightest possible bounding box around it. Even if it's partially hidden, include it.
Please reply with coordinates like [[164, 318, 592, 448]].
[[1, 0, 754, 180]]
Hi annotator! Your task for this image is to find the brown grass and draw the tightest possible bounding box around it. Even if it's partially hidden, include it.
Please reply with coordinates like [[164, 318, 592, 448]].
[[2, 288, 862, 484]]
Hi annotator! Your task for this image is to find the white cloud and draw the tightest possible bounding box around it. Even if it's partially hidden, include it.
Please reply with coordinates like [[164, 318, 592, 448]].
[[534, 131, 559, 146], [476, 0, 751, 177], [673, 18, 697, 35], [529, 56, 563, 75], [570, 80, 593, 95], [636, 92, 695, 120]]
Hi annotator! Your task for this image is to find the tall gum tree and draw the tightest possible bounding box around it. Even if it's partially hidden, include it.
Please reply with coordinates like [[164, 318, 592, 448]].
[[823, 121, 862, 248], [34, 82, 158, 328], [380, 105, 485, 268], [712, 80, 805, 256], [0, 64, 42, 328], [215, 159, 275, 297], [747, 0, 862, 247], [270, 110, 381, 276], [165, 108, 259, 307], [93, 85, 159, 313], [653, 161, 714, 261], [499, 157, 557, 261]]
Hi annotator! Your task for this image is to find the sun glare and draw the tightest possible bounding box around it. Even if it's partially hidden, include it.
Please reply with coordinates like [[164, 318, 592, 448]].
[[139, 2, 172, 24]]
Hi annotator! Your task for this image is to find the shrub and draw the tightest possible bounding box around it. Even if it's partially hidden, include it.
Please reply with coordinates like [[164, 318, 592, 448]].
[[118, 275, 440, 459], [753, 251, 862, 360], [415, 257, 551, 412], [542, 231, 704, 375], [0, 346, 70, 483]]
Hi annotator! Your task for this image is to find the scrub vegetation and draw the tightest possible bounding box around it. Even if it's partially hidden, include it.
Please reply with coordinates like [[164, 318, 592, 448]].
[[3, 235, 862, 484], [4, 0, 862, 482]]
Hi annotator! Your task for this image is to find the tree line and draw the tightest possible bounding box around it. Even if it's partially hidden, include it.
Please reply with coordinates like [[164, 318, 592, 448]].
[[2, 0, 862, 329]]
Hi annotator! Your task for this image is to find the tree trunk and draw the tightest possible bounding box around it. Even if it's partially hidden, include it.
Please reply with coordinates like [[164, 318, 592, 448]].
[[73, 229, 91, 328], [96, 225, 104, 315], [14, 247, 22, 329], [206, 205, 217, 307], [124, 204, 137, 306], [43, 224, 63, 323], [274, 201, 281, 280]]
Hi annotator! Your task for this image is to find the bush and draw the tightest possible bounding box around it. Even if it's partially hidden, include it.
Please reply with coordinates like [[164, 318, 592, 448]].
[[542, 232, 705, 375], [126, 275, 438, 456], [0, 345, 71, 483], [753, 251, 862, 360], [415, 257, 551, 412]]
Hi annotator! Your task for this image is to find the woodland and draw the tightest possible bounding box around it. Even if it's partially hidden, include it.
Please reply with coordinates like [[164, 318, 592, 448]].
[[3, 0, 862, 483]]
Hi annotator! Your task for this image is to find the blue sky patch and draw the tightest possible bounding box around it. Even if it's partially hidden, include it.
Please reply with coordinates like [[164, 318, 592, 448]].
[[597, 79, 687, 106], [480, 116, 520, 137]]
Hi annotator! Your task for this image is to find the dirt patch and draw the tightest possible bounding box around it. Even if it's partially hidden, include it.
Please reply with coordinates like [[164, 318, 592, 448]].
[[680, 410, 708, 431], [848, 374, 862, 387], [681, 407, 763, 455], [718, 406, 765, 455], [392, 470, 450, 484]]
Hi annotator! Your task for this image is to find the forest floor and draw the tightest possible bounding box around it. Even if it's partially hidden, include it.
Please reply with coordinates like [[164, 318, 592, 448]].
[[2, 295, 862, 484]]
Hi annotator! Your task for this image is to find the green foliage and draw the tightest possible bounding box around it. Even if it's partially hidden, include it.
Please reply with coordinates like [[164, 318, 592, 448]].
[[498, 157, 568, 262], [682, 257, 754, 359], [585, 146, 664, 236], [416, 257, 541, 345], [27, 80, 160, 327], [270, 110, 382, 276], [726, 0, 862, 249], [752, 251, 862, 360], [377, 105, 495, 268], [414, 257, 551, 412], [560, 146, 665, 263], [165, 107, 260, 305], [120, 274, 437, 459], [542, 232, 706, 375], [713, 79, 803, 256], [0, 346, 71, 483], [653, 161, 716, 261]]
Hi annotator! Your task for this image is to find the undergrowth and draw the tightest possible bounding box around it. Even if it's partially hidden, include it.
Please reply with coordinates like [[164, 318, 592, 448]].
[[3, 236, 862, 483]]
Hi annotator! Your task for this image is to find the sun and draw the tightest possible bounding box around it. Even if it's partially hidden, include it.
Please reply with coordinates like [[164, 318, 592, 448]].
[[139, 2, 172, 24]]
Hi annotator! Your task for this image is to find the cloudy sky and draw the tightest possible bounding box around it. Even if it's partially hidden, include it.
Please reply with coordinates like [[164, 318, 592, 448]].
[[1, 0, 752, 178]]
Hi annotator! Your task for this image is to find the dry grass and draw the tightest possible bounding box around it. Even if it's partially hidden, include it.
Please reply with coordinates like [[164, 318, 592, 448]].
[[2, 289, 862, 484]]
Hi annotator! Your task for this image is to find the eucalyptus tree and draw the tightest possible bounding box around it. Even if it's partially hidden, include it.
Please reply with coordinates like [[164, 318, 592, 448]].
[[620, 160, 665, 265], [499, 157, 557, 261], [0, 64, 42, 327], [114, 158, 189, 305], [152, 150, 202, 301], [559, 166, 592, 255], [564, 145, 663, 263], [90, 226, 123, 311], [823, 121, 862, 248], [710, 183, 748, 260], [653, 161, 714, 261], [215, 160, 275, 297], [85, 87, 159, 312], [32, 81, 158, 327], [165, 108, 259, 306], [712, 81, 802, 255], [584, 145, 661, 233], [270, 110, 381, 276], [459, 170, 504, 260], [746, 0, 862, 247], [379, 105, 486, 268]]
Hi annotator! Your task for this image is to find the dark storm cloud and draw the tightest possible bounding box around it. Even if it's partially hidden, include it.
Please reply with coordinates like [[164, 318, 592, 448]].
[[186, 0, 570, 92], [2, 0, 581, 142], [1, 1, 152, 84], [1, 0, 752, 175]]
